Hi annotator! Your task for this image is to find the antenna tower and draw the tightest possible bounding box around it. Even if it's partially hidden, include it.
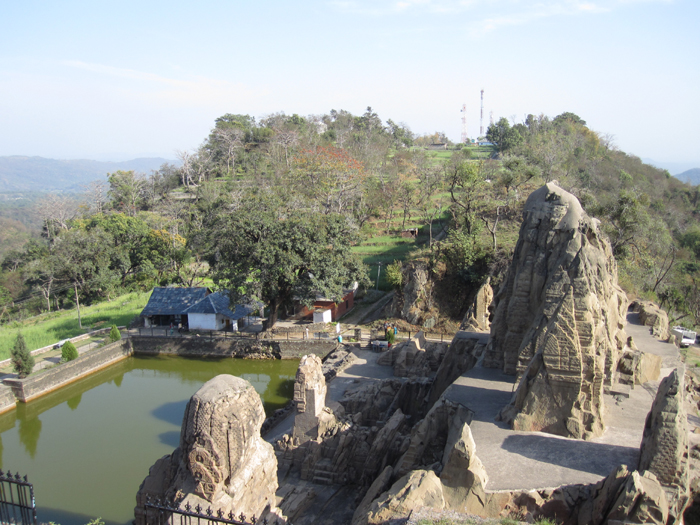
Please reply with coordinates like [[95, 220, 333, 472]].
[[479, 89, 484, 137], [460, 104, 468, 143], [489, 110, 494, 126]]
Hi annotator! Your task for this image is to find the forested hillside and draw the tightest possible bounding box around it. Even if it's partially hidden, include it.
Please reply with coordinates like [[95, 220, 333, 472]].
[[1, 108, 699, 330], [0, 156, 175, 192]]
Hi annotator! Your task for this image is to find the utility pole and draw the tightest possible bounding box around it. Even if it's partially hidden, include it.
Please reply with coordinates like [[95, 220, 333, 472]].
[[376, 262, 381, 290], [479, 89, 484, 138], [460, 104, 468, 143]]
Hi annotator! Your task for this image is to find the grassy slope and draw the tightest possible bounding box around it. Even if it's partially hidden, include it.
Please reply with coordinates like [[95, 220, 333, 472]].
[[0, 290, 150, 360]]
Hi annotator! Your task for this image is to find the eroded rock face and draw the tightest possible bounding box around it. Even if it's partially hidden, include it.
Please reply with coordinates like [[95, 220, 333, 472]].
[[394, 398, 473, 477], [135, 375, 279, 523], [632, 300, 670, 340], [460, 278, 493, 332], [487, 182, 627, 439], [639, 368, 690, 523], [363, 469, 446, 524], [428, 332, 486, 407]]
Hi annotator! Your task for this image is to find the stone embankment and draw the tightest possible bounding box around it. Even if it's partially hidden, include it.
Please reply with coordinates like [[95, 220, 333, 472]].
[[1, 333, 337, 413], [2, 338, 133, 404], [130, 336, 337, 360]]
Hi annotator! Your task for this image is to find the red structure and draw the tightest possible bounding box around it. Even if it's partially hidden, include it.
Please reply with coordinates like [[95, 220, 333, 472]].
[[295, 287, 356, 322]]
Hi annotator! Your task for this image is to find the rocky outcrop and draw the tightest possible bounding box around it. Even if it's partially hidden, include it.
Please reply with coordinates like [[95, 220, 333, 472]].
[[487, 182, 627, 439], [292, 354, 336, 443], [617, 345, 662, 387], [376, 333, 448, 378], [440, 422, 489, 514], [639, 368, 690, 523], [460, 278, 493, 332], [427, 332, 486, 407], [363, 469, 446, 524], [394, 398, 473, 477], [135, 375, 281, 523], [388, 261, 441, 329], [632, 300, 670, 340], [340, 377, 433, 426]]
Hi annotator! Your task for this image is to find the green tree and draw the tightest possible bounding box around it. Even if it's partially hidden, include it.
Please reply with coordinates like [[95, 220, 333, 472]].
[[486, 117, 523, 153], [211, 201, 369, 328], [61, 341, 79, 362], [109, 325, 121, 342], [11, 332, 34, 378]]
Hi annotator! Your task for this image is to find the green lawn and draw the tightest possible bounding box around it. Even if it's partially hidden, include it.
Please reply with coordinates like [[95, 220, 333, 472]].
[[0, 290, 151, 360]]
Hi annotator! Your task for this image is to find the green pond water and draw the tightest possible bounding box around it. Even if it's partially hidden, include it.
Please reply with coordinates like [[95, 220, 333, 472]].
[[0, 355, 299, 525]]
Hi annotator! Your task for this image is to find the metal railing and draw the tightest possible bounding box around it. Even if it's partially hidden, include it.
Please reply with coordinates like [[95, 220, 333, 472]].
[[143, 497, 284, 525], [0, 471, 37, 525]]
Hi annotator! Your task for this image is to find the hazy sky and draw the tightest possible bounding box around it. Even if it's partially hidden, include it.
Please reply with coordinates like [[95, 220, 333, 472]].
[[1, 0, 697, 164]]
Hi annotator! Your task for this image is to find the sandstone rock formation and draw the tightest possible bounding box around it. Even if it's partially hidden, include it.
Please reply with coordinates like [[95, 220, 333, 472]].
[[394, 398, 473, 477], [632, 300, 670, 340], [135, 375, 280, 523], [292, 354, 336, 443], [388, 262, 433, 326], [639, 368, 690, 523], [362, 469, 446, 524], [617, 345, 662, 387], [427, 332, 486, 407], [376, 332, 448, 378], [487, 182, 627, 439], [460, 278, 493, 332]]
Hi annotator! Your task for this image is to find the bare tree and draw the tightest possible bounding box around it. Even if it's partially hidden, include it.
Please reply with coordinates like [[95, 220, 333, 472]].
[[177, 147, 213, 188], [213, 127, 245, 174], [82, 180, 108, 214], [36, 194, 78, 241]]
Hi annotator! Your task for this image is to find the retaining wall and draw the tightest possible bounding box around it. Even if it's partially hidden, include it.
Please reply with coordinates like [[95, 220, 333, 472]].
[[0, 385, 16, 414], [129, 337, 337, 360], [3, 339, 133, 403]]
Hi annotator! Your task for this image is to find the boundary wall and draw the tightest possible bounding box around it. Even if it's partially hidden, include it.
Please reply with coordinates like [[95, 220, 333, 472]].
[[3, 339, 133, 403], [1, 336, 335, 408]]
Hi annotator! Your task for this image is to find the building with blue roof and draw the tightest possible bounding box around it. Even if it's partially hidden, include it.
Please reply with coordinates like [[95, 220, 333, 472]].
[[140, 287, 261, 331]]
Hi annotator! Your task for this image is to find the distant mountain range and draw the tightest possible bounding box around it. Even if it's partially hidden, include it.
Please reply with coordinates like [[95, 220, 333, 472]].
[[0, 156, 177, 193], [675, 168, 700, 186]]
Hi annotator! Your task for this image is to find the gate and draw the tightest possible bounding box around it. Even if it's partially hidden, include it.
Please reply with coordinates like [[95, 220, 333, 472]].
[[0, 471, 37, 525]]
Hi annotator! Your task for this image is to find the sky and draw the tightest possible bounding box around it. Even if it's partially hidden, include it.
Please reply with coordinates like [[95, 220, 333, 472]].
[[0, 0, 698, 166]]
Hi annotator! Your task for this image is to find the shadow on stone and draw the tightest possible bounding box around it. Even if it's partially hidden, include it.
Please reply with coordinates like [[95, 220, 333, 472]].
[[501, 433, 639, 477]]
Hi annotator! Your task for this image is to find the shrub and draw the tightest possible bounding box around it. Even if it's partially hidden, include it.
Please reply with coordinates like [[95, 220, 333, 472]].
[[385, 260, 404, 291], [62, 341, 79, 362], [386, 329, 396, 345], [11, 332, 34, 378], [109, 324, 121, 342]]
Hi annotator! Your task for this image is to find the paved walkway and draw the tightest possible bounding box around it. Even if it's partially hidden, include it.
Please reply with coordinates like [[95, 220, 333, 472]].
[[444, 311, 684, 491]]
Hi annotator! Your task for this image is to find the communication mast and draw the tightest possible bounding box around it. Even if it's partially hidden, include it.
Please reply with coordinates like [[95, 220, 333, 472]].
[[460, 104, 468, 143], [489, 110, 494, 126], [479, 89, 484, 137]]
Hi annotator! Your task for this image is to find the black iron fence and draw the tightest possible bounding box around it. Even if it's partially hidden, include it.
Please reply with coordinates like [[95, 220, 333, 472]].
[[0, 471, 36, 525], [143, 497, 285, 525]]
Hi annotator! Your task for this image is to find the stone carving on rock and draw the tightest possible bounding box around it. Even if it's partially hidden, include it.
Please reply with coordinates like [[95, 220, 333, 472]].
[[292, 354, 336, 443], [639, 368, 690, 524], [485, 182, 627, 439], [134, 375, 281, 524]]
